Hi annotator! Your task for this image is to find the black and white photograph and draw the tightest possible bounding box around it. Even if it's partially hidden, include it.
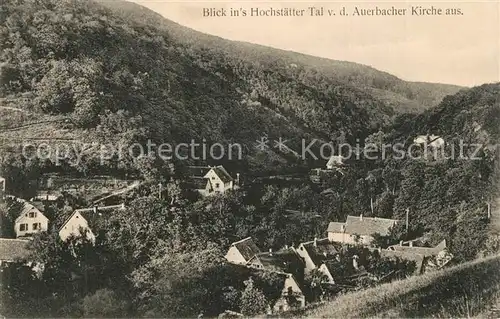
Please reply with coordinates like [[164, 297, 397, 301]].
[[0, 0, 499, 317]]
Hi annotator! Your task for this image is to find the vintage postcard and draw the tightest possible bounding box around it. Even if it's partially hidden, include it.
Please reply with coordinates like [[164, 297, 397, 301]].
[[0, 0, 499, 317]]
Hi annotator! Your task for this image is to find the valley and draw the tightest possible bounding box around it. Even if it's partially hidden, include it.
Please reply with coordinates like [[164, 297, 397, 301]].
[[0, 0, 498, 317]]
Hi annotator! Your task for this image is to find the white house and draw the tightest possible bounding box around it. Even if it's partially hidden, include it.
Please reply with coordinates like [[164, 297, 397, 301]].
[[59, 204, 125, 242], [296, 238, 342, 284], [190, 166, 237, 196], [413, 135, 445, 148], [296, 238, 340, 274], [225, 237, 261, 265], [15, 202, 49, 238], [272, 273, 306, 313], [326, 156, 344, 169], [327, 215, 400, 245]]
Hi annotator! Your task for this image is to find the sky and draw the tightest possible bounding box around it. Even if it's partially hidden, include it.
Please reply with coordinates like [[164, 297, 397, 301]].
[[129, 0, 499, 87]]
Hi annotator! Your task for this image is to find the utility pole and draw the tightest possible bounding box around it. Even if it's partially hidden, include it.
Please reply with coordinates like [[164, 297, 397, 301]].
[[158, 182, 163, 200], [405, 207, 409, 233]]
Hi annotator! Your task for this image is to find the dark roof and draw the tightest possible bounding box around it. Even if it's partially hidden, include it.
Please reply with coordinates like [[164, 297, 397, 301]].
[[388, 240, 447, 257], [187, 165, 233, 186], [0, 239, 30, 262], [380, 249, 426, 274], [14, 200, 48, 223], [190, 177, 211, 190], [59, 204, 125, 232], [345, 215, 399, 236], [30, 201, 46, 212], [188, 166, 212, 178], [250, 248, 304, 274], [301, 238, 342, 266], [211, 166, 233, 183], [327, 222, 345, 232], [232, 237, 261, 261]]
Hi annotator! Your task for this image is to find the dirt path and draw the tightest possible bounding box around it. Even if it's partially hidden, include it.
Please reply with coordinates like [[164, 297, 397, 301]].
[[0, 105, 29, 113]]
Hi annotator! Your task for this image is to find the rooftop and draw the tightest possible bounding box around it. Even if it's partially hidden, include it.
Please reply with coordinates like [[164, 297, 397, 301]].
[[388, 240, 447, 257], [59, 204, 125, 231], [231, 237, 261, 261], [327, 222, 345, 232], [250, 248, 304, 274], [300, 238, 342, 266], [0, 238, 31, 262], [345, 215, 399, 237], [207, 166, 233, 183]]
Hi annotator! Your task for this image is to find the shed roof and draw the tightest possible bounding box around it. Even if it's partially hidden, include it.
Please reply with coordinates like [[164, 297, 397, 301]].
[[0, 238, 30, 262]]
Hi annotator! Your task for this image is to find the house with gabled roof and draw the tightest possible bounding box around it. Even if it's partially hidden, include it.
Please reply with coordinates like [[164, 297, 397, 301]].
[[413, 134, 445, 148], [272, 272, 306, 313], [225, 237, 261, 265], [246, 247, 305, 283], [296, 238, 343, 284], [58, 204, 125, 243], [188, 165, 238, 196], [14, 201, 49, 238], [296, 238, 341, 273], [223, 263, 306, 313], [327, 215, 400, 246], [326, 155, 344, 169]]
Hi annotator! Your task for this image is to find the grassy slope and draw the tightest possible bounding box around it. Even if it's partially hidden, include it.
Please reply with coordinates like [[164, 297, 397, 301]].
[[296, 255, 500, 318]]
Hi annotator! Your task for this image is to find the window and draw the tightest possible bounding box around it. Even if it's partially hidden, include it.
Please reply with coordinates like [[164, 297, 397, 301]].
[[20, 224, 28, 231], [211, 176, 215, 180], [33, 223, 41, 230], [215, 183, 220, 188], [29, 211, 37, 218]]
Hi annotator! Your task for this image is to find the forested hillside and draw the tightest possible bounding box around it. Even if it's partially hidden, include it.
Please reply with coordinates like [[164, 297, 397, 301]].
[[0, 0, 461, 177], [0, 0, 498, 317]]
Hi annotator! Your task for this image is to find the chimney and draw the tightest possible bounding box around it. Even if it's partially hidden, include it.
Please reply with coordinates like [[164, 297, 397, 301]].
[[377, 247, 382, 253], [236, 173, 240, 186], [399, 240, 403, 246], [93, 206, 98, 213], [284, 244, 288, 249], [409, 241, 413, 247], [269, 248, 272, 256], [121, 203, 126, 210], [359, 214, 363, 221], [314, 237, 318, 247]]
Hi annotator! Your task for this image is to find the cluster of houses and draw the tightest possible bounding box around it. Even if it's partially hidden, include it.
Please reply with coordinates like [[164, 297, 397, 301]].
[[0, 157, 454, 314], [0, 165, 241, 265], [224, 214, 452, 312]]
